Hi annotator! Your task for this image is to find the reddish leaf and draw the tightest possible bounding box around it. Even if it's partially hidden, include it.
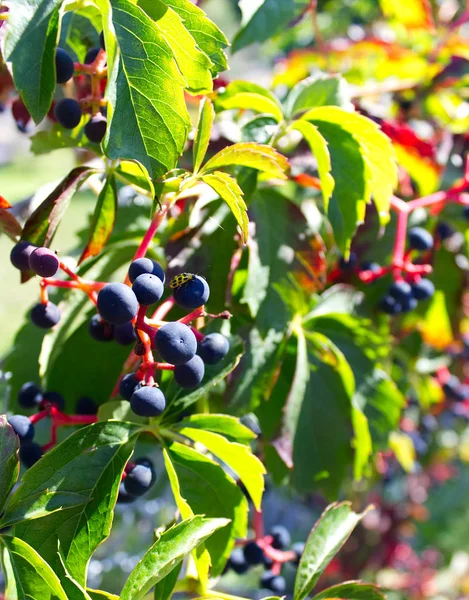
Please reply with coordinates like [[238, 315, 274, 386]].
[[79, 174, 118, 264], [0, 209, 22, 241], [381, 121, 436, 160], [0, 196, 12, 209]]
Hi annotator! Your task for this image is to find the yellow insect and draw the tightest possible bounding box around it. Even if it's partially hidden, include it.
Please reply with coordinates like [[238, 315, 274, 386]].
[[170, 273, 195, 289]]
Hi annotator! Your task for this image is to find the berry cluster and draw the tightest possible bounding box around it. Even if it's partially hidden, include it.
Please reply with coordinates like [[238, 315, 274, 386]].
[[117, 457, 157, 504], [226, 525, 304, 595]]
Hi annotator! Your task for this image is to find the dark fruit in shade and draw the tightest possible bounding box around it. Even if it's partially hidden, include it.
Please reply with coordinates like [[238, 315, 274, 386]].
[[243, 541, 264, 565], [97, 282, 139, 326], [339, 251, 357, 270], [18, 382, 42, 409], [84, 114, 107, 143], [132, 273, 164, 305], [30, 302, 60, 329], [8, 415, 34, 444], [155, 322, 197, 365], [124, 459, 156, 496], [114, 321, 137, 346], [89, 314, 114, 342], [260, 572, 286, 595], [291, 541, 305, 564], [408, 227, 434, 251], [130, 385, 166, 417], [84, 47, 100, 64], [19, 443, 43, 468], [42, 391, 65, 411], [76, 397, 98, 415], [10, 241, 36, 271], [270, 525, 291, 550], [119, 373, 140, 401], [197, 333, 229, 364], [117, 482, 136, 504], [128, 258, 165, 284], [379, 295, 401, 315], [228, 548, 249, 574], [389, 280, 412, 302], [29, 247, 59, 278], [55, 47, 75, 83], [174, 355, 205, 389], [411, 278, 435, 300], [54, 98, 82, 129], [173, 275, 210, 309]]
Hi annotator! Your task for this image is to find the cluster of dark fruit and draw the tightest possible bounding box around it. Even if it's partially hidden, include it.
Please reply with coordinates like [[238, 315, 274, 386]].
[[11, 381, 98, 468], [225, 526, 304, 595], [117, 457, 157, 504], [54, 36, 107, 143], [95, 258, 229, 419], [379, 228, 435, 315]]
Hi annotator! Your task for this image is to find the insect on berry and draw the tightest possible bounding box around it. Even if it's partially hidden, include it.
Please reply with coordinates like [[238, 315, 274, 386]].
[[170, 273, 195, 289]]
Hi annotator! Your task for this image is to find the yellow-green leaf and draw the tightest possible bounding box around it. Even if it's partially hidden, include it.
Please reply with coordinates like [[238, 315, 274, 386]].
[[202, 142, 289, 179], [193, 98, 215, 173]]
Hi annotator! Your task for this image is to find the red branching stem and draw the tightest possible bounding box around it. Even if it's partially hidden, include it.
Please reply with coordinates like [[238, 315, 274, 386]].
[[59, 260, 82, 282], [253, 508, 264, 539], [155, 363, 175, 371], [191, 327, 205, 342], [29, 410, 49, 425], [153, 297, 176, 321], [178, 307, 205, 325], [392, 207, 409, 279]]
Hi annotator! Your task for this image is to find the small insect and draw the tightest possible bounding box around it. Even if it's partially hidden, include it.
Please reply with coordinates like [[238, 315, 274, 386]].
[[170, 273, 195, 289]]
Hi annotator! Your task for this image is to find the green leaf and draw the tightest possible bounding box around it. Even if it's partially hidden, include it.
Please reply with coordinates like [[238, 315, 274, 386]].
[[120, 516, 229, 600], [216, 81, 283, 122], [56, 550, 94, 600], [201, 171, 248, 243], [193, 98, 215, 173], [116, 161, 155, 196], [202, 143, 289, 179], [153, 562, 182, 600], [100, 0, 191, 178], [87, 591, 119, 600], [5, 0, 62, 123], [21, 166, 95, 257], [289, 120, 334, 205], [232, 0, 309, 53], [161, 0, 228, 75], [312, 581, 385, 600], [59, 8, 101, 62], [0, 416, 20, 514], [304, 107, 397, 230], [166, 442, 248, 576], [177, 427, 266, 510], [1, 536, 68, 600], [9, 421, 140, 584], [137, 0, 213, 94], [285, 74, 351, 118], [30, 126, 86, 155], [175, 414, 256, 444], [79, 174, 118, 263], [241, 115, 279, 144], [294, 502, 371, 600], [97, 400, 147, 424]]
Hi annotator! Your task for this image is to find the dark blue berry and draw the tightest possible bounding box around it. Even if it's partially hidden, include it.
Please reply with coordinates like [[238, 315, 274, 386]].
[[174, 355, 205, 389], [229, 548, 248, 574], [130, 385, 166, 417], [260, 572, 286, 595], [8, 415, 34, 444], [339, 251, 357, 270], [132, 273, 164, 305], [84, 47, 100, 64], [124, 459, 156, 496], [75, 397, 98, 415], [54, 98, 82, 129], [30, 302, 60, 329], [389, 280, 413, 302], [84, 114, 107, 143], [119, 373, 140, 401], [436, 222, 454, 240], [89, 314, 114, 342], [10, 241, 36, 271], [128, 258, 165, 284], [400, 296, 418, 313], [291, 541, 305, 565], [379, 296, 401, 315], [408, 227, 434, 251], [28, 247, 59, 278], [360, 261, 380, 272], [411, 278, 435, 301], [463, 206, 469, 220], [173, 275, 210, 309], [117, 482, 136, 504], [19, 443, 43, 468], [18, 382, 42, 409], [243, 541, 264, 565], [55, 48, 75, 83], [97, 282, 139, 326], [443, 375, 465, 402], [270, 525, 291, 550], [197, 333, 229, 365], [114, 321, 137, 346], [155, 322, 197, 365], [42, 391, 65, 411]]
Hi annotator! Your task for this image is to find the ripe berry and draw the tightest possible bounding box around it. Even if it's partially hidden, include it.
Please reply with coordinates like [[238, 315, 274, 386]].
[[89, 314, 114, 342], [76, 396, 98, 415], [128, 258, 165, 284], [114, 322, 137, 346], [19, 442, 43, 468], [124, 459, 156, 496], [8, 415, 34, 444], [119, 373, 140, 401], [130, 385, 166, 417], [243, 541, 264, 565], [28, 247, 59, 278], [18, 382, 42, 409], [270, 525, 291, 550], [411, 278, 435, 301], [174, 355, 205, 389], [436, 222, 454, 240], [10, 241, 36, 271], [400, 296, 418, 313], [261, 572, 286, 595], [117, 482, 137, 504], [379, 295, 401, 315], [30, 302, 60, 329], [84, 47, 100, 64], [42, 391, 65, 411], [389, 281, 413, 302], [197, 333, 230, 364], [443, 375, 465, 402], [132, 273, 164, 305], [97, 282, 139, 326], [155, 322, 197, 365], [229, 548, 249, 574], [339, 251, 357, 271], [172, 275, 210, 309], [55, 47, 75, 84], [408, 227, 434, 251], [291, 541, 305, 565], [84, 114, 107, 144], [360, 261, 380, 273], [54, 98, 82, 129]]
